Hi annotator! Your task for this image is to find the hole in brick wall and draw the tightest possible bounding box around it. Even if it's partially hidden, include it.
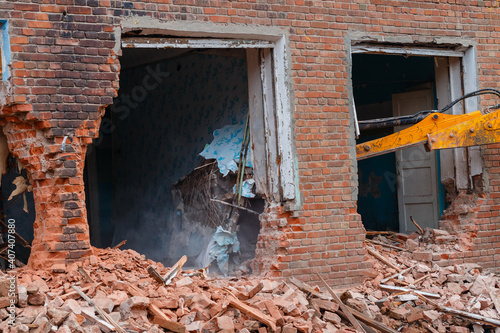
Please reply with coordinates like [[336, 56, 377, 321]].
[[84, 47, 266, 275], [353, 54, 444, 234], [0, 155, 35, 268]]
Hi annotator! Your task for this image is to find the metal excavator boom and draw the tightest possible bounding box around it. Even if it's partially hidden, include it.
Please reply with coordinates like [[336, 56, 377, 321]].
[[356, 89, 500, 160]]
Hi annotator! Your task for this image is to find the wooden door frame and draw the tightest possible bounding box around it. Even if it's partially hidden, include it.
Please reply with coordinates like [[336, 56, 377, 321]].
[[347, 36, 480, 198], [120, 30, 300, 208]]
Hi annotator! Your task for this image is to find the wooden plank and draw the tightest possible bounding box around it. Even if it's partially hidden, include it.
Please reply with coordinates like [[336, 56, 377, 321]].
[[315, 272, 366, 333], [164, 255, 187, 286], [121, 37, 274, 49], [72, 285, 125, 333], [227, 295, 276, 331], [147, 266, 165, 284], [246, 48, 268, 196], [449, 57, 468, 190], [381, 265, 415, 284], [152, 316, 187, 333], [417, 293, 500, 327], [366, 239, 403, 251], [127, 283, 186, 333], [273, 37, 295, 201], [463, 47, 482, 179], [379, 284, 441, 298], [81, 310, 115, 332], [366, 247, 402, 272], [77, 266, 94, 283], [113, 240, 127, 249], [61, 283, 102, 300], [261, 48, 280, 202], [435, 56, 455, 187], [264, 299, 285, 327], [288, 277, 332, 300], [336, 311, 378, 333], [248, 282, 264, 299], [345, 307, 399, 333], [351, 44, 464, 57]]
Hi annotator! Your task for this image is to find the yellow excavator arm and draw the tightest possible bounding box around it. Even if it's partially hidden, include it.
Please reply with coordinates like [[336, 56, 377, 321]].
[[356, 109, 500, 160]]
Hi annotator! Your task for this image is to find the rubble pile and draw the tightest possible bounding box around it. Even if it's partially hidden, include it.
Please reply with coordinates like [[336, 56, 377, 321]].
[[0, 228, 499, 333], [357, 229, 500, 333], [0, 247, 360, 333]]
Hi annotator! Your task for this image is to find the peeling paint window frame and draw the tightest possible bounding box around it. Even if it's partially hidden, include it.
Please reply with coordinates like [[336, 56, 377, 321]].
[[0, 20, 11, 81], [120, 34, 300, 209]]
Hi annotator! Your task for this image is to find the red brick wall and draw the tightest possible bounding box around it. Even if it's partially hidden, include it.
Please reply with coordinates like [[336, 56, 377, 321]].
[[0, 0, 499, 284]]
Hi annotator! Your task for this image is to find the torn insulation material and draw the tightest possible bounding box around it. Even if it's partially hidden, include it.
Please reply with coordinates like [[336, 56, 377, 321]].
[[200, 123, 252, 177]]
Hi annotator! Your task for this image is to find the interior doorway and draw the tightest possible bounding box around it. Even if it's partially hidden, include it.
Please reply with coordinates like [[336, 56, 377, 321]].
[[84, 46, 267, 274], [353, 54, 445, 233]]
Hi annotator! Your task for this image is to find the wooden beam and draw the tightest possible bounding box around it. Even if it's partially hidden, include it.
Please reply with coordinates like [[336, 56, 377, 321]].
[[288, 277, 332, 300], [347, 307, 399, 333], [227, 295, 276, 331], [315, 272, 366, 333], [81, 310, 115, 332], [72, 285, 125, 333], [366, 246, 402, 272], [379, 284, 440, 298], [127, 283, 186, 333], [147, 266, 165, 284], [248, 282, 264, 299], [164, 255, 187, 286], [264, 299, 285, 327]]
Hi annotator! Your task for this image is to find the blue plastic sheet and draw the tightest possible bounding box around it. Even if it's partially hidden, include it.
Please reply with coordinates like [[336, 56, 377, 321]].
[[200, 124, 252, 176]]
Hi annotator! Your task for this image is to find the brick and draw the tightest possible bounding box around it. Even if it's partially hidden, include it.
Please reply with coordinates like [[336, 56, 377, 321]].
[[389, 307, 409, 320], [47, 308, 70, 326], [119, 296, 150, 320], [422, 310, 440, 323], [406, 309, 424, 323], [217, 316, 234, 330], [174, 277, 193, 288], [323, 311, 341, 324], [92, 293, 114, 314], [413, 251, 433, 262]]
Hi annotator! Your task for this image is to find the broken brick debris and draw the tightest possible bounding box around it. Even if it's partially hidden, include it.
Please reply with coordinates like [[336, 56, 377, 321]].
[[0, 247, 369, 333], [358, 230, 500, 332], [1, 228, 499, 333]]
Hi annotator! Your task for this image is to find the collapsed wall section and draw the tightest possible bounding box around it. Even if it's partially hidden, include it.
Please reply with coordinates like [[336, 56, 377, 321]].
[[0, 1, 120, 270]]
